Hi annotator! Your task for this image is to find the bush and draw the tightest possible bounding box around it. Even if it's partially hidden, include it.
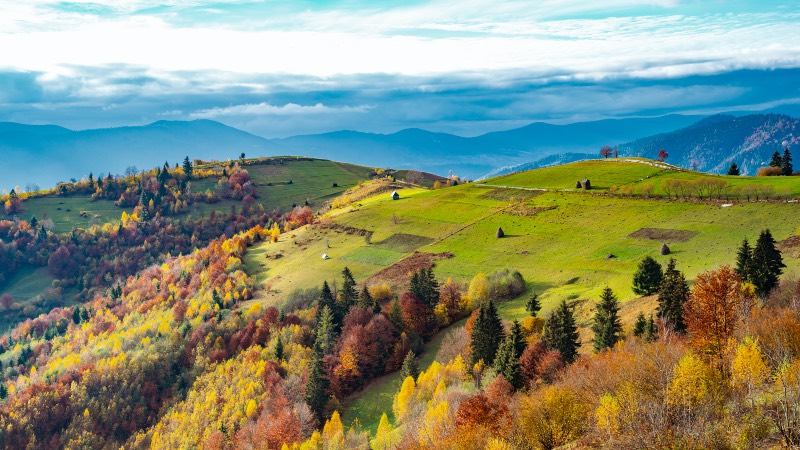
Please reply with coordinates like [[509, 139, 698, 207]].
[[489, 269, 526, 299], [757, 166, 782, 177], [283, 287, 321, 312]]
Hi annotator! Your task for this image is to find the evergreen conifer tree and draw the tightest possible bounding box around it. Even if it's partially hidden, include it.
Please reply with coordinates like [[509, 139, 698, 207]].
[[526, 292, 541, 317], [305, 347, 330, 425], [782, 148, 793, 176], [470, 299, 504, 366], [735, 238, 753, 282], [770, 150, 783, 168], [182, 156, 193, 179], [410, 268, 440, 308], [727, 162, 740, 175], [632, 256, 663, 296], [591, 287, 623, 353], [315, 305, 336, 355], [509, 319, 526, 359], [542, 300, 580, 363], [494, 334, 523, 389], [400, 350, 420, 381], [358, 285, 374, 309], [633, 312, 647, 338], [751, 229, 785, 297], [274, 335, 284, 361], [657, 258, 690, 332], [340, 267, 358, 313], [644, 315, 657, 342]]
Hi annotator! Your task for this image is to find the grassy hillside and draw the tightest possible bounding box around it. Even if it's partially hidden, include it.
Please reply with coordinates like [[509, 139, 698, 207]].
[[485, 158, 800, 196], [243, 158, 800, 431], [0, 158, 381, 328], [12, 158, 374, 234]]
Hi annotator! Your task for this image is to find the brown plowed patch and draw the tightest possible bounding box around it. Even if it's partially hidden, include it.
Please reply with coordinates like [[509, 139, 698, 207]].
[[778, 236, 800, 258], [365, 251, 454, 289], [629, 228, 698, 242]]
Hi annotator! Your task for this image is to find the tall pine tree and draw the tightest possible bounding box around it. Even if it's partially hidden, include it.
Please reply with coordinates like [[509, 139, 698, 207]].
[[305, 347, 330, 425], [727, 162, 740, 176], [400, 350, 420, 381], [542, 300, 580, 363], [182, 156, 193, 179], [632, 256, 663, 296], [782, 148, 793, 176], [494, 333, 523, 389], [751, 229, 785, 297], [470, 299, 504, 366], [509, 319, 526, 359], [319, 281, 341, 330], [340, 267, 358, 313], [735, 239, 753, 282], [657, 258, 690, 333], [315, 305, 337, 355], [591, 287, 623, 353], [770, 150, 783, 168], [526, 292, 541, 317]]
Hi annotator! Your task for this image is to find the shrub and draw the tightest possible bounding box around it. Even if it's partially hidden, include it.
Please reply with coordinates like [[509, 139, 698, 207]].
[[489, 269, 525, 300], [757, 166, 782, 177]]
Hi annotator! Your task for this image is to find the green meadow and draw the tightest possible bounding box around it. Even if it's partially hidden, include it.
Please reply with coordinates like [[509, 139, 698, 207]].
[[240, 159, 800, 432]]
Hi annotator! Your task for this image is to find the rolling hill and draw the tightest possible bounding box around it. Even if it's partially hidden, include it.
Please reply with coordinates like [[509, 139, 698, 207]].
[[2, 156, 800, 448], [240, 158, 800, 431]]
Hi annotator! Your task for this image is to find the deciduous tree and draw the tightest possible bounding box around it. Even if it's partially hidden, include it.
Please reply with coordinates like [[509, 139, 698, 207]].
[[684, 265, 753, 371]]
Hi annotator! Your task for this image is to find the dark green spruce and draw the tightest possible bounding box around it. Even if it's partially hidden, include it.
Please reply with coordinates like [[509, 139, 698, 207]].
[[470, 299, 505, 366], [657, 258, 690, 333], [751, 229, 785, 297], [591, 287, 623, 353], [632, 256, 663, 296], [526, 292, 541, 317], [542, 300, 580, 363]]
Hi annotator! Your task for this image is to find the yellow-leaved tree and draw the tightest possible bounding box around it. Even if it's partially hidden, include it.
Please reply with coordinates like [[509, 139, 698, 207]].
[[321, 411, 345, 449], [467, 273, 490, 308], [731, 336, 769, 396], [371, 413, 399, 450], [667, 352, 716, 410], [393, 376, 416, 422]]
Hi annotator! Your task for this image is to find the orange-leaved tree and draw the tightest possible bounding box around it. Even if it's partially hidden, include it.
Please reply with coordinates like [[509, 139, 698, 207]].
[[684, 265, 754, 374]]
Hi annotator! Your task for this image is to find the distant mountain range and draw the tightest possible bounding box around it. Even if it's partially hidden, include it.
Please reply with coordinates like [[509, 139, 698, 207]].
[[481, 113, 800, 178], [0, 115, 701, 191], [619, 114, 800, 175], [2, 111, 799, 191]]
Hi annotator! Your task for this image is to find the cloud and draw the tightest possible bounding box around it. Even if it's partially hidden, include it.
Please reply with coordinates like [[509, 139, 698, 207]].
[[0, 1, 799, 137], [189, 102, 374, 118]]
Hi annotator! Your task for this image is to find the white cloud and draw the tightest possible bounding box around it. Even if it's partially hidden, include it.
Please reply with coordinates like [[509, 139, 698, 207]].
[[0, 1, 798, 86], [190, 102, 374, 118]]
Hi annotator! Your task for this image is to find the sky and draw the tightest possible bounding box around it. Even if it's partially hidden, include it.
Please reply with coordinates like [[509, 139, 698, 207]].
[[1, 0, 799, 137]]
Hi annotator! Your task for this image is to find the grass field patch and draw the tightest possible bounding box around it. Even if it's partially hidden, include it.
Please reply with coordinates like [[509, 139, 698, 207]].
[[342, 247, 405, 266], [374, 233, 435, 253]]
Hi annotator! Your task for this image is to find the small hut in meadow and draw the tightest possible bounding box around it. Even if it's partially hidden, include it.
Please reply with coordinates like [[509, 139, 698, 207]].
[[496, 227, 505, 238], [660, 243, 670, 255], [391, 191, 400, 200], [582, 179, 592, 190]]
